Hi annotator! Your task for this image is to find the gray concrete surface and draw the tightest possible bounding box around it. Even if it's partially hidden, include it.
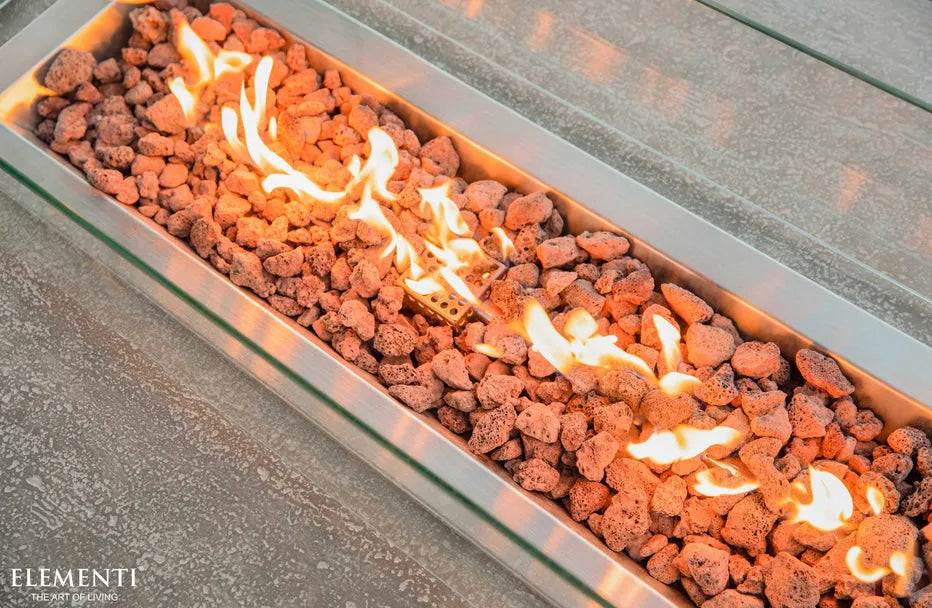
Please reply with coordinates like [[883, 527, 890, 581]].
[[1, 0, 931, 607], [718, 0, 932, 102]]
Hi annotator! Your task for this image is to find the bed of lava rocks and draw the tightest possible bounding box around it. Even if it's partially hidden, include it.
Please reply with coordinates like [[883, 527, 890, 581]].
[[31, 2, 932, 607]]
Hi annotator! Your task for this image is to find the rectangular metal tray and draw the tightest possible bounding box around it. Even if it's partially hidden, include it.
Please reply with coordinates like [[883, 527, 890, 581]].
[[1, 1, 929, 606]]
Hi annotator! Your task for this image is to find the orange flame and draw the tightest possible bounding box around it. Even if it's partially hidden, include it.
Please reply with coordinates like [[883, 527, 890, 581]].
[[168, 20, 252, 121], [865, 486, 885, 516], [519, 301, 656, 381], [693, 458, 759, 497], [166, 17, 512, 315], [845, 546, 913, 584], [627, 425, 742, 466], [491, 227, 515, 261], [473, 343, 502, 358], [653, 315, 701, 395], [510, 303, 702, 397], [787, 467, 853, 531]]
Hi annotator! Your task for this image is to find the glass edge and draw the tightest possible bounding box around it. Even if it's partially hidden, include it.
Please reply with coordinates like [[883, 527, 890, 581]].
[[694, 0, 932, 114], [0, 156, 617, 608]]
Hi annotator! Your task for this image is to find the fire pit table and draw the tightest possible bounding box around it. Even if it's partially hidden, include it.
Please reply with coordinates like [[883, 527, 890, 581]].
[[1, 1, 929, 606]]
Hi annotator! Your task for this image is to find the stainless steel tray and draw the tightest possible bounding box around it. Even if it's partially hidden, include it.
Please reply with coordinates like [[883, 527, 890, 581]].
[[1, 1, 929, 606]]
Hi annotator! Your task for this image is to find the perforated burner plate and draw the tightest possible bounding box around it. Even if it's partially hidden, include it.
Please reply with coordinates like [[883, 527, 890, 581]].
[[399, 249, 505, 327]]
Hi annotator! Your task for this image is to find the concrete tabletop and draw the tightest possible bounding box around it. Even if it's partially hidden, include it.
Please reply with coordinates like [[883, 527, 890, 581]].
[[1, 0, 929, 606]]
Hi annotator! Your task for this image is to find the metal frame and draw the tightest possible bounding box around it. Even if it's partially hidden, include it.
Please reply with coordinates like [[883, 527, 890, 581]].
[[0, 1, 929, 607]]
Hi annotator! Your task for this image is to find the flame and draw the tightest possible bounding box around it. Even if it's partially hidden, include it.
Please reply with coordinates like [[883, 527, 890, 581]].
[[653, 315, 701, 395], [509, 303, 703, 397], [845, 546, 913, 584], [519, 301, 656, 381], [627, 425, 742, 466], [474, 343, 502, 358], [168, 20, 252, 121], [693, 458, 759, 496], [165, 17, 513, 320], [846, 546, 890, 583], [491, 227, 515, 261], [787, 467, 853, 531], [889, 551, 909, 577], [865, 486, 885, 516]]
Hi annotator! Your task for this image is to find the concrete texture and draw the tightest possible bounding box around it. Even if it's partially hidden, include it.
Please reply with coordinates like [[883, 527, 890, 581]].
[[0, 172, 546, 606], [718, 0, 932, 102]]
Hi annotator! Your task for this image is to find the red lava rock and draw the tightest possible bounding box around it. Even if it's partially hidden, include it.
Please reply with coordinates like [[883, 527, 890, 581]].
[[750, 406, 792, 443], [338, 300, 375, 341], [229, 251, 274, 298], [605, 457, 661, 496], [214, 193, 251, 229], [872, 452, 914, 484], [675, 542, 730, 596], [505, 191, 553, 231], [598, 368, 648, 409], [137, 132, 174, 156], [685, 323, 737, 368], [145, 95, 187, 134], [731, 341, 782, 379], [576, 432, 619, 481], [464, 179, 506, 213], [602, 488, 651, 552], [158, 163, 188, 188], [848, 409, 884, 442], [93, 58, 121, 83], [559, 412, 587, 451], [640, 389, 698, 429], [431, 349, 473, 390], [189, 218, 221, 258], [468, 401, 517, 454], [722, 493, 779, 556], [576, 231, 629, 261], [888, 426, 931, 456], [568, 479, 611, 521], [741, 389, 786, 418], [129, 6, 168, 43], [191, 16, 227, 41], [593, 402, 633, 441], [695, 364, 740, 406], [787, 392, 834, 438], [796, 349, 854, 398], [87, 168, 124, 195], [373, 323, 418, 357], [44, 49, 95, 94], [647, 543, 681, 584], [246, 27, 286, 53], [512, 458, 560, 492], [389, 383, 440, 413], [612, 267, 654, 305], [536, 235, 580, 269], [652, 475, 688, 517], [476, 374, 524, 409], [703, 589, 764, 608], [36, 96, 70, 119], [764, 552, 821, 608], [516, 403, 560, 443], [418, 135, 459, 176], [348, 259, 381, 298], [661, 283, 713, 325]]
